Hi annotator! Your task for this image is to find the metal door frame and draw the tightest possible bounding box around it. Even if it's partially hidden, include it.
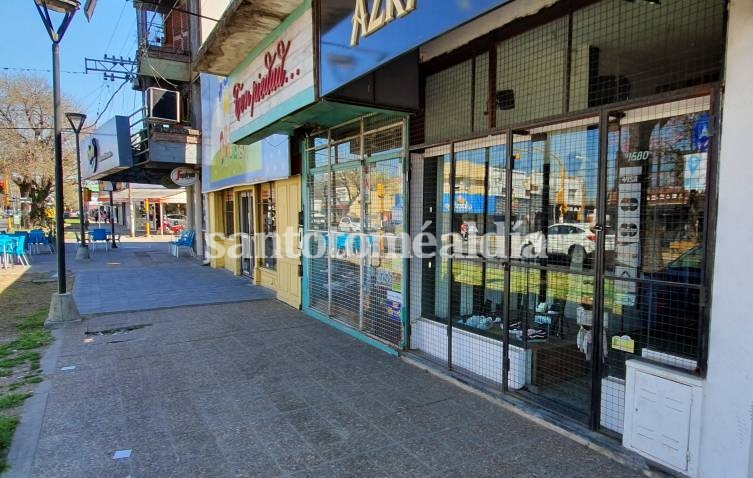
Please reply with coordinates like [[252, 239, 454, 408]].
[[238, 190, 254, 278]]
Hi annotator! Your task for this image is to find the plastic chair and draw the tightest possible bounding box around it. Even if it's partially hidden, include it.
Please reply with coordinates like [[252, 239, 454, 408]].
[[90, 228, 109, 252], [29, 229, 53, 254], [169, 229, 195, 257], [0, 235, 11, 269], [11, 234, 29, 266]]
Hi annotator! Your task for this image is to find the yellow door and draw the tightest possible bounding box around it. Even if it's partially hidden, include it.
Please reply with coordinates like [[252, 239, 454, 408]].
[[275, 176, 302, 308]]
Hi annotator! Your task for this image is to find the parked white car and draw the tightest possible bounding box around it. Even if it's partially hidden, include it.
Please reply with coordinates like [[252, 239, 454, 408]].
[[524, 223, 615, 263]]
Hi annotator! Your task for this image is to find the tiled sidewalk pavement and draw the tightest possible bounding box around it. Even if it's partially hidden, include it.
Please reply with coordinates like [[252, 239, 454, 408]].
[[7, 298, 643, 478], [21, 240, 275, 315], [68, 244, 274, 315]]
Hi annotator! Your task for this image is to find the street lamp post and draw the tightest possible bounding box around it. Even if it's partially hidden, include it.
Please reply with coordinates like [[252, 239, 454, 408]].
[[35, 0, 82, 327], [65, 112, 89, 260]]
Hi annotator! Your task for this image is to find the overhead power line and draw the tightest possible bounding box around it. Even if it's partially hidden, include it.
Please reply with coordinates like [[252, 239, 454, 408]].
[[1, 66, 87, 75]]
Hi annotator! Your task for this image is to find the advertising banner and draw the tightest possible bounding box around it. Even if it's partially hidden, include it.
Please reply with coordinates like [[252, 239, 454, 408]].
[[226, 4, 315, 144], [201, 74, 291, 193]]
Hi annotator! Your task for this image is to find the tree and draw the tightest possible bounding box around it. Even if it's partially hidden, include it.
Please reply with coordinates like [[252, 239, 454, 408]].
[[0, 73, 80, 228]]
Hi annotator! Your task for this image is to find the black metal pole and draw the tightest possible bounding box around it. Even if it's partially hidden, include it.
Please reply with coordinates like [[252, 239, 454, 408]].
[[75, 134, 86, 247], [109, 189, 117, 248], [53, 41, 66, 295]]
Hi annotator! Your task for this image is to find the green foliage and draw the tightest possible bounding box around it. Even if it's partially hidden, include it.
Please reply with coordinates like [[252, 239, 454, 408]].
[[15, 330, 52, 350], [16, 311, 47, 331], [0, 394, 31, 411], [0, 414, 19, 471]]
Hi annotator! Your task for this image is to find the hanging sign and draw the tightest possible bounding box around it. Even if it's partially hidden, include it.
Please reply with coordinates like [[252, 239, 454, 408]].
[[170, 167, 199, 187]]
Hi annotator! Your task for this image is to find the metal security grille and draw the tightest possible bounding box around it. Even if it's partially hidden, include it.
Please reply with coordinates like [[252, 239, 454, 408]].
[[304, 114, 407, 347], [414, 0, 725, 433]]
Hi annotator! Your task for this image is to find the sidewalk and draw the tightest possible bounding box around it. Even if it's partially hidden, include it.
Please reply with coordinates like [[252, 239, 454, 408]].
[[6, 242, 644, 477]]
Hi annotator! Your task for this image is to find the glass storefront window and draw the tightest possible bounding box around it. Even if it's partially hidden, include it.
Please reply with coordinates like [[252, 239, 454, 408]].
[[260, 183, 276, 270], [304, 115, 407, 347], [511, 120, 600, 269], [224, 190, 234, 236], [603, 97, 710, 366]]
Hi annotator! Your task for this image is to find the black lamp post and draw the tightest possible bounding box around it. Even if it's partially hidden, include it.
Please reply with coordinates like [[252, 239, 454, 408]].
[[35, 0, 79, 293], [35, 0, 81, 326], [65, 112, 89, 260]]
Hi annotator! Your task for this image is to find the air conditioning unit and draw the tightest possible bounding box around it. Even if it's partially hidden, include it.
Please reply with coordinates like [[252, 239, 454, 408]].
[[147, 87, 180, 123]]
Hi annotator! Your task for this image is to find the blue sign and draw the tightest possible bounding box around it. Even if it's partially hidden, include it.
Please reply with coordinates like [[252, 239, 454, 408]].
[[319, 0, 510, 95], [442, 193, 497, 214]]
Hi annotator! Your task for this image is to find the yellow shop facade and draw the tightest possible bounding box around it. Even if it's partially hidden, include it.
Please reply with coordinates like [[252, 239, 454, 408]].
[[199, 3, 316, 309]]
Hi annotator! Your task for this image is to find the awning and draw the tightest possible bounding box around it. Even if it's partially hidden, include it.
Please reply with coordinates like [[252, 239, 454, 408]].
[[113, 187, 187, 204], [234, 100, 395, 145]]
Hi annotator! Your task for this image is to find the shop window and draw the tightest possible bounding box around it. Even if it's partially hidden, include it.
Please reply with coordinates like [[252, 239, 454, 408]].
[[425, 53, 490, 144], [223, 190, 234, 236], [603, 97, 711, 366], [260, 183, 277, 270], [304, 114, 407, 347]]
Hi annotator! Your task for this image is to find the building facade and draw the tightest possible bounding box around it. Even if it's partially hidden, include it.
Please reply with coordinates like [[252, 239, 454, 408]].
[[190, 0, 752, 476], [196, 1, 313, 308]]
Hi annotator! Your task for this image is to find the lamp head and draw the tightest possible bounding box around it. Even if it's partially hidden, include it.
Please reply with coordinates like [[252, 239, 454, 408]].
[[65, 112, 87, 134], [35, 0, 81, 14]]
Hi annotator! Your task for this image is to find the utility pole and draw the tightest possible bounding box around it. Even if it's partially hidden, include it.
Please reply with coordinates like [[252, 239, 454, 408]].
[[84, 55, 137, 82]]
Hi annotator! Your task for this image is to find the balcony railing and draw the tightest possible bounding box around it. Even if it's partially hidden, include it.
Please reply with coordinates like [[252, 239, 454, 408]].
[[129, 106, 200, 165]]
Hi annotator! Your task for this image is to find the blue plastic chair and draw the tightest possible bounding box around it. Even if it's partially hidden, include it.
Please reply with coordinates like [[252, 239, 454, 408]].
[[90, 228, 109, 252], [11, 234, 29, 266], [170, 229, 195, 257], [28, 229, 53, 254], [0, 235, 12, 269]]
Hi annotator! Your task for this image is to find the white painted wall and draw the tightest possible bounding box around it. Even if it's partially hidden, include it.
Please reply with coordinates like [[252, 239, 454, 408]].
[[699, 1, 753, 477]]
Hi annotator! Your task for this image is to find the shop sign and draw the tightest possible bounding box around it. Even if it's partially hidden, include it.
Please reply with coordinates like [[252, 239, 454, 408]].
[[320, 0, 510, 95], [386, 290, 402, 322], [170, 167, 199, 187], [201, 74, 291, 193], [350, 0, 416, 46], [227, 6, 315, 143], [80, 116, 133, 180], [646, 188, 687, 205], [232, 40, 300, 122]]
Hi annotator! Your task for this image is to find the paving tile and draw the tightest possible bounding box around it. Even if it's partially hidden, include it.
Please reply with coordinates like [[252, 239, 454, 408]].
[[270, 390, 309, 413], [369, 443, 433, 478], [14, 249, 642, 478]]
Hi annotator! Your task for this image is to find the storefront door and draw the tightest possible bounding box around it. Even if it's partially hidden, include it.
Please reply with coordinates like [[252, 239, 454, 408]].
[[276, 176, 302, 308], [239, 191, 254, 278], [599, 95, 712, 435], [304, 114, 407, 347], [506, 118, 600, 421]]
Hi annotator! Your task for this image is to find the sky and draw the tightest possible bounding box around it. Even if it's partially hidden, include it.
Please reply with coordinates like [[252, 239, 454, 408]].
[[1, 0, 141, 129]]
